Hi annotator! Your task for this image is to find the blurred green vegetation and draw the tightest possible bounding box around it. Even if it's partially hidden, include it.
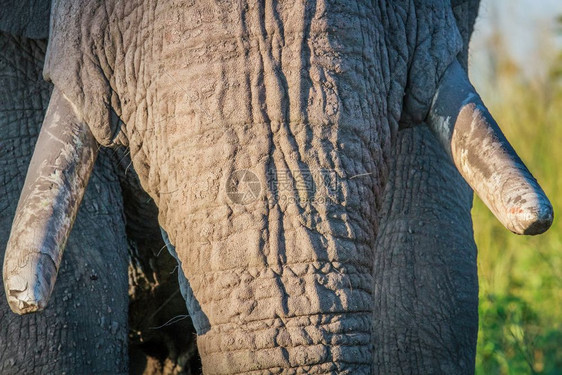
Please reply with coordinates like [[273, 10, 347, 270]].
[[473, 18, 562, 374]]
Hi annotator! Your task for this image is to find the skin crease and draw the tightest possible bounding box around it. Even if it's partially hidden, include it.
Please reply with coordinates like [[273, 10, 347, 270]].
[[0, 33, 130, 374], [2, 0, 550, 374], [0, 30, 196, 375], [40, 1, 472, 373], [374, 125, 478, 374], [372, 2, 482, 373]]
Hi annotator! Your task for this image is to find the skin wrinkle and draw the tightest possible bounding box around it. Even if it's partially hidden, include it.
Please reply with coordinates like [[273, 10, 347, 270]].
[[373, 127, 478, 374], [0, 33, 129, 374], [39, 0, 468, 373], [0, 0, 50, 38], [372, 4, 480, 371], [255, 2, 290, 296], [204, 323, 373, 354]]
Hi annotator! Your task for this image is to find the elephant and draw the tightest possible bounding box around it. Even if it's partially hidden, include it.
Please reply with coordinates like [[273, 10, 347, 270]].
[[1, 0, 554, 374], [0, 4, 198, 374]]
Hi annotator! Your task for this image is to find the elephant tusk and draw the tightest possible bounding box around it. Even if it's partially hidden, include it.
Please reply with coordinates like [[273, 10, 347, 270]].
[[428, 60, 553, 235], [3, 88, 98, 314]]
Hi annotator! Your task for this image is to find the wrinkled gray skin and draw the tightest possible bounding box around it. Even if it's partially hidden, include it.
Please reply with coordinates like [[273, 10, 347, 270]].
[[0, 33, 129, 374], [1, 0, 485, 374], [0, 9, 197, 374], [373, 2, 481, 373]]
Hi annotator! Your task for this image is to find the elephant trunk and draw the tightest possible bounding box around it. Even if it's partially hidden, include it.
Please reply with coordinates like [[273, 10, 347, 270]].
[[3, 87, 98, 314], [428, 60, 553, 235], [160, 170, 378, 373]]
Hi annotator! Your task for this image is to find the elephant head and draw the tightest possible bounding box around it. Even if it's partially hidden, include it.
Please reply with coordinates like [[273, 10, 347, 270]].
[[2, 0, 553, 373]]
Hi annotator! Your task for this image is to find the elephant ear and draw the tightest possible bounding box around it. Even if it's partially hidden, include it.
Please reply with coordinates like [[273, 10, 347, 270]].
[[0, 0, 50, 39]]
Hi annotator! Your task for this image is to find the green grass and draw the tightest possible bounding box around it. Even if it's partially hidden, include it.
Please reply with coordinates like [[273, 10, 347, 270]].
[[474, 74, 562, 374]]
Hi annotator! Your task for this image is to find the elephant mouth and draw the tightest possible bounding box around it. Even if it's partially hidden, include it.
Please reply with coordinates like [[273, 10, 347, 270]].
[[2, 58, 554, 315]]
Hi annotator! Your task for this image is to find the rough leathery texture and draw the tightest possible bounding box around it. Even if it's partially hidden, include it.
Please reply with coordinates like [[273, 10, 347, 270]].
[[114, 148, 200, 374], [44, 1, 463, 373], [147, 3, 389, 371], [0, 33, 129, 374], [368, 4, 481, 374], [400, 0, 462, 127], [374, 126, 478, 374], [0, 0, 50, 39], [451, 0, 480, 70]]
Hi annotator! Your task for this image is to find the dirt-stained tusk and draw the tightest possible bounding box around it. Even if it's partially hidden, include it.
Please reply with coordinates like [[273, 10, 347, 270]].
[[428, 60, 553, 235], [3, 88, 98, 314]]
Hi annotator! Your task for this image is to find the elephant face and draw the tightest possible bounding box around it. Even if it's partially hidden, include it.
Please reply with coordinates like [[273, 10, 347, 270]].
[[3, 1, 553, 374]]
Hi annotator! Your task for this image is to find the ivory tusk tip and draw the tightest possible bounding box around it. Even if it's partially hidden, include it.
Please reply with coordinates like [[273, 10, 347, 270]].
[[506, 202, 554, 236], [3, 253, 57, 315], [522, 205, 553, 236], [6, 292, 45, 315], [5, 279, 47, 315]]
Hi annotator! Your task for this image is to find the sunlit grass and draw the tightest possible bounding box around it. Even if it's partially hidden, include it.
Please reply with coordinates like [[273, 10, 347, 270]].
[[474, 74, 562, 374]]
